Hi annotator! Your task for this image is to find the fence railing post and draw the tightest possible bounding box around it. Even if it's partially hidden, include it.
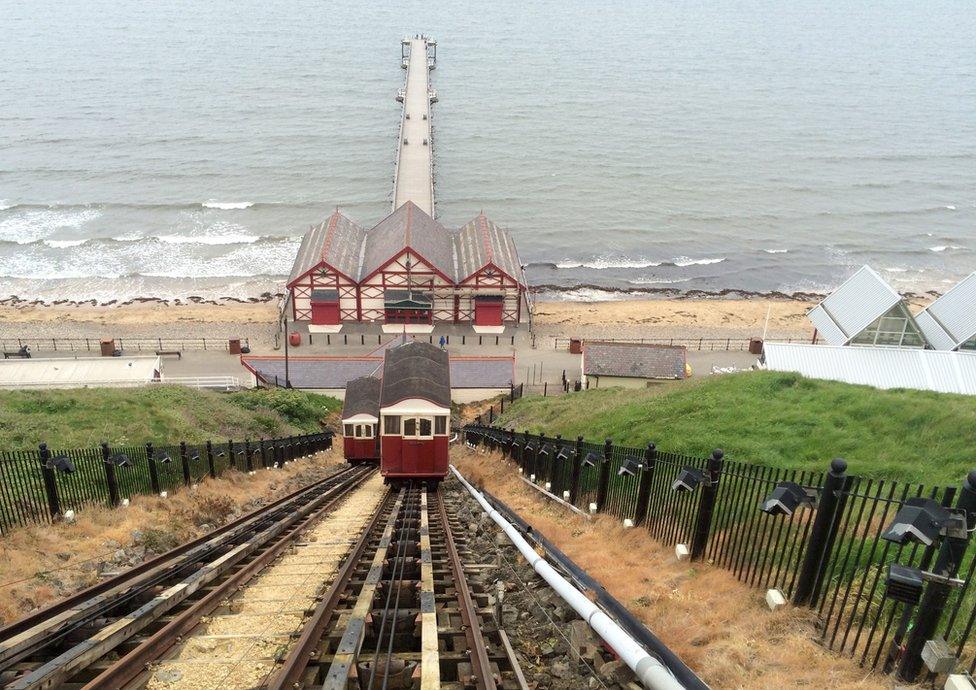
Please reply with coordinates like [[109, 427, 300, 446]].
[[488, 407, 495, 424], [227, 440, 235, 469], [146, 442, 161, 494], [569, 435, 584, 506], [206, 440, 216, 478], [101, 442, 120, 507], [550, 434, 563, 496], [259, 438, 268, 468], [596, 439, 613, 512], [178, 441, 191, 486], [38, 443, 62, 519], [793, 458, 850, 606], [536, 432, 547, 483], [244, 439, 253, 472], [899, 469, 976, 681], [690, 449, 724, 560], [634, 443, 657, 527]]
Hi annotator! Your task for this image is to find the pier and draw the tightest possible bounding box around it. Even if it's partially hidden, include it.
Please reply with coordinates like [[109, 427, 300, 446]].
[[393, 36, 436, 216]]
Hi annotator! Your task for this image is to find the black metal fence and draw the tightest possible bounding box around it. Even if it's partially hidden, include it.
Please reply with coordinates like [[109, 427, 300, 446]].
[[0, 431, 332, 535], [306, 332, 517, 348], [464, 423, 976, 684]]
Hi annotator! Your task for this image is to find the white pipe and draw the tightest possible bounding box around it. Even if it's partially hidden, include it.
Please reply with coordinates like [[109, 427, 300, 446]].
[[450, 465, 686, 690]]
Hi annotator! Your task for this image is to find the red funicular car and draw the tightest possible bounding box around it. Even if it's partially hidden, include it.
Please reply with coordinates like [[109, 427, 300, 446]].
[[341, 376, 381, 463], [379, 341, 451, 484]]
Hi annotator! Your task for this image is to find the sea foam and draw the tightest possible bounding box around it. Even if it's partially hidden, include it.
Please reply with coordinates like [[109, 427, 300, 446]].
[[202, 201, 255, 210]]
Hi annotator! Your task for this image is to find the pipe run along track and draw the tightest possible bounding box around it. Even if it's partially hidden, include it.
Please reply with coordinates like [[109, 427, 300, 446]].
[[0, 463, 702, 690], [0, 471, 525, 690]]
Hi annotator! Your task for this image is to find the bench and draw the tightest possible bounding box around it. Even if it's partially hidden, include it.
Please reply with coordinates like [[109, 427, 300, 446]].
[[3, 351, 30, 359], [155, 350, 182, 359]]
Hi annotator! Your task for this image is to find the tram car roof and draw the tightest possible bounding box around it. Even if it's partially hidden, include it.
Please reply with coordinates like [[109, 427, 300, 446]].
[[341, 376, 382, 422], [380, 341, 451, 411]]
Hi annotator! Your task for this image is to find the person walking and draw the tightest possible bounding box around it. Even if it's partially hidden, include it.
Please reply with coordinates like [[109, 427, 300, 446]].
[[438, 334, 446, 349]]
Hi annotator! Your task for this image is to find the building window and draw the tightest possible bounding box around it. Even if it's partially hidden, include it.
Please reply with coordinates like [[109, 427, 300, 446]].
[[850, 305, 926, 348], [355, 424, 373, 439], [384, 416, 401, 434], [400, 416, 434, 439], [435, 416, 447, 434], [344, 424, 354, 437], [961, 338, 976, 351]]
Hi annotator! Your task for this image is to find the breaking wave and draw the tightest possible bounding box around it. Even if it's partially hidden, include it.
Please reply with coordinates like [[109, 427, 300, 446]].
[[201, 201, 255, 210]]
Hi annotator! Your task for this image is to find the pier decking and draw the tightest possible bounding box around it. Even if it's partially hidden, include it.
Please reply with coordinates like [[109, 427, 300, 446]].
[[393, 37, 436, 217]]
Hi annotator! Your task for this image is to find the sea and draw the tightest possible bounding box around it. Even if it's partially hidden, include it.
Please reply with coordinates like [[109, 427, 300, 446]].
[[1, 0, 974, 303]]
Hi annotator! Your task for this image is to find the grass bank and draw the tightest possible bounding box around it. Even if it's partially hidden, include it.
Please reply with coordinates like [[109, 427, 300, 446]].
[[0, 387, 341, 450], [496, 371, 976, 485]]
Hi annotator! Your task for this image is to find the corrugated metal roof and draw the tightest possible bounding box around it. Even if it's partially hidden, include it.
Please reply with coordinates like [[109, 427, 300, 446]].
[[915, 272, 976, 350], [287, 210, 366, 286], [763, 342, 976, 395], [361, 201, 455, 281], [806, 266, 902, 345], [341, 376, 381, 420], [380, 341, 451, 408], [454, 213, 525, 286], [583, 342, 686, 380]]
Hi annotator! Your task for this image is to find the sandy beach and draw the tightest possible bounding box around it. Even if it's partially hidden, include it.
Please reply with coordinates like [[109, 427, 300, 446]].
[[0, 295, 867, 350]]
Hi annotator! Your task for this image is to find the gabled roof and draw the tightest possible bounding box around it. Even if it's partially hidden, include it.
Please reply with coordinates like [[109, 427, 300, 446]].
[[342, 376, 382, 420], [380, 340, 451, 408], [454, 213, 524, 286], [583, 342, 686, 380], [807, 266, 904, 345], [287, 210, 365, 286], [361, 201, 455, 282], [915, 273, 976, 351]]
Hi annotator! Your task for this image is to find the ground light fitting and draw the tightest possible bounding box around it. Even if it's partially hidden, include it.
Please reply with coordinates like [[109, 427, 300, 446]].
[[190, 452, 201, 462], [760, 481, 815, 516], [884, 563, 927, 605], [155, 450, 172, 464], [108, 453, 132, 468], [556, 447, 571, 462], [672, 467, 705, 492], [524, 443, 537, 456], [47, 454, 75, 474], [581, 452, 599, 468], [618, 456, 642, 477], [539, 444, 553, 459], [882, 497, 962, 547]]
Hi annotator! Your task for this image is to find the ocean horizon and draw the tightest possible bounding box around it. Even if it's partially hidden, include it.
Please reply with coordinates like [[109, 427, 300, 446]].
[[1, 0, 974, 303]]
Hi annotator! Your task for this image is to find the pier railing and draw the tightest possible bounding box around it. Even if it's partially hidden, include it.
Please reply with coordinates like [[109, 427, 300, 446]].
[[463, 422, 976, 684], [0, 431, 332, 535]]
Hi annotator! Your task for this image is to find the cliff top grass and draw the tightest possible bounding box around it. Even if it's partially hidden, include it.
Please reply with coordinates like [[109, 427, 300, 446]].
[[0, 386, 341, 450], [495, 371, 976, 485]]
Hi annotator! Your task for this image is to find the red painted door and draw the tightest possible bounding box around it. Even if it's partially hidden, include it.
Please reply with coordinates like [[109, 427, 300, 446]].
[[311, 300, 340, 325], [474, 298, 503, 326]]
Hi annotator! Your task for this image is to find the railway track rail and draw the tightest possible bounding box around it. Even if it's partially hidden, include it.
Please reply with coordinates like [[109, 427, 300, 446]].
[[1, 469, 694, 689], [0, 464, 374, 690], [270, 484, 525, 690]]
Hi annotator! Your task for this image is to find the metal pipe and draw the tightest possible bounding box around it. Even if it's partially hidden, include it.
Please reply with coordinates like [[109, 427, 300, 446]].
[[450, 465, 687, 690]]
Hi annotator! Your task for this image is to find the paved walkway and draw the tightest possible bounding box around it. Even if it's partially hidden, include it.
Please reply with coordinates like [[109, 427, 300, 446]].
[[393, 37, 435, 215]]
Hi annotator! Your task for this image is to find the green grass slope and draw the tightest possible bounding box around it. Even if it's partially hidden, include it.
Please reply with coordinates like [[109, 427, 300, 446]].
[[496, 371, 976, 485], [0, 387, 341, 450]]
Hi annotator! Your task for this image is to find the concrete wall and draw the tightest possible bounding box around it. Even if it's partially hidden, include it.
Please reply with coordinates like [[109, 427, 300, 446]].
[[589, 375, 660, 389]]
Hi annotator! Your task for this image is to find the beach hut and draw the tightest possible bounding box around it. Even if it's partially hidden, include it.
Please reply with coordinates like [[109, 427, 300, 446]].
[[581, 342, 687, 389], [807, 266, 927, 348], [378, 340, 451, 483], [341, 376, 382, 462], [914, 272, 976, 351]]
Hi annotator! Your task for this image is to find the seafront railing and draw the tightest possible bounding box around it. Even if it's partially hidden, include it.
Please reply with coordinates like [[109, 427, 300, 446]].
[[0, 431, 332, 535], [0, 336, 250, 354], [463, 422, 976, 684]]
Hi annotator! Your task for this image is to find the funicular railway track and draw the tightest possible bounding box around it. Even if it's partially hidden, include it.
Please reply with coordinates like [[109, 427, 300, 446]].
[[0, 474, 526, 690], [0, 464, 375, 690]]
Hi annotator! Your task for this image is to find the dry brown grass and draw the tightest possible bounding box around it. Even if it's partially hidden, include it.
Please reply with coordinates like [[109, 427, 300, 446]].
[[453, 447, 902, 690], [0, 449, 342, 626]]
